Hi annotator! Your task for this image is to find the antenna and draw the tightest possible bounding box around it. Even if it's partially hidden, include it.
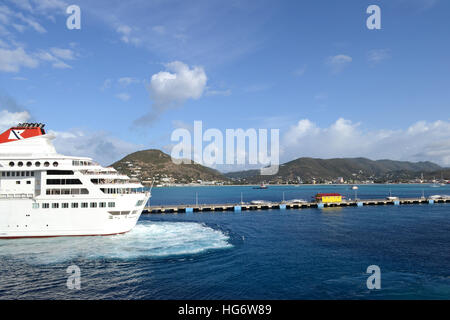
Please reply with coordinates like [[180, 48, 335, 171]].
[[149, 179, 155, 193]]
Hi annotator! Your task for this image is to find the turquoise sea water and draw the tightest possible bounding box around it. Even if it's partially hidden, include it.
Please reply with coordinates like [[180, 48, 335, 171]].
[[0, 184, 449, 299]]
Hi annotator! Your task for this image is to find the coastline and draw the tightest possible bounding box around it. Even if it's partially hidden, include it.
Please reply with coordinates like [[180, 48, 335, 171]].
[[148, 183, 444, 188]]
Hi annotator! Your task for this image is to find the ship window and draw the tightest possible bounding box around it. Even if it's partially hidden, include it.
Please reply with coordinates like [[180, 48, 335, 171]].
[[108, 202, 116, 208], [21, 172, 25, 176], [47, 170, 74, 175], [1, 172, 4, 177], [18, 162, 23, 167], [44, 162, 50, 167], [53, 162, 59, 167], [16, 181, 20, 185], [35, 161, 41, 167], [42, 203, 49, 209], [6, 172, 10, 177], [81, 202, 88, 208], [80, 188, 89, 194], [62, 203, 69, 209], [61, 189, 71, 195], [136, 200, 144, 206], [99, 202, 106, 208], [32, 203, 39, 209], [47, 179, 82, 185], [52, 203, 59, 209], [71, 203, 79, 208], [26, 172, 29, 176], [27, 162, 32, 167], [31, 172, 34, 176], [90, 202, 97, 208], [27, 181, 31, 184], [9, 162, 14, 167]]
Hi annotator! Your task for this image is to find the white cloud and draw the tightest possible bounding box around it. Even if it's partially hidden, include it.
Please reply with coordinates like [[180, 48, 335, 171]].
[[0, 47, 39, 72], [31, 0, 67, 12], [282, 118, 450, 166], [135, 61, 207, 125], [0, 109, 31, 131], [36, 47, 76, 69], [150, 61, 207, 105], [50, 47, 75, 60], [367, 49, 391, 64], [101, 78, 112, 91], [12, 23, 26, 32], [294, 65, 307, 76], [10, 0, 33, 12], [152, 25, 166, 35], [51, 129, 143, 166], [115, 93, 131, 101], [206, 89, 231, 96], [0, 107, 140, 167], [118, 77, 140, 86], [326, 54, 352, 73], [15, 12, 46, 33], [0, 4, 47, 34], [117, 24, 131, 35], [116, 24, 141, 46], [52, 60, 71, 69]]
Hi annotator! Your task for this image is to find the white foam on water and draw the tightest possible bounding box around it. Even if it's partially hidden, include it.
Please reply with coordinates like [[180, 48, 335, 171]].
[[0, 221, 232, 265]]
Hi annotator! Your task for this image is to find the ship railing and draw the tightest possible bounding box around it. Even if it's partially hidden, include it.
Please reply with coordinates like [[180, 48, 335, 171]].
[[92, 180, 136, 185], [100, 188, 149, 195], [0, 193, 34, 199], [80, 170, 119, 176]]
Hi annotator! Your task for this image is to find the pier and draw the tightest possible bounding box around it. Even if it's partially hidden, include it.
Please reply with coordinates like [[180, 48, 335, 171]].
[[143, 197, 450, 214]]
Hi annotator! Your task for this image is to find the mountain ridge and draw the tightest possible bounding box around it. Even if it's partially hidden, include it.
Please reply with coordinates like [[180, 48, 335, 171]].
[[111, 150, 446, 184]]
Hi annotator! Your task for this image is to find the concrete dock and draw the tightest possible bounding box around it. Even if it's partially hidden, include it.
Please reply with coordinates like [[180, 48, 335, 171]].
[[143, 197, 450, 214]]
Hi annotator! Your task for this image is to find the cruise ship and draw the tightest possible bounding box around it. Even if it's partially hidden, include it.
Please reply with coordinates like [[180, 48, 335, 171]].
[[0, 123, 150, 239]]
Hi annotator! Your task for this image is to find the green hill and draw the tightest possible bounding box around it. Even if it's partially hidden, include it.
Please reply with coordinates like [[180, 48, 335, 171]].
[[225, 157, 442, 184], [111, 149, 228, 185]]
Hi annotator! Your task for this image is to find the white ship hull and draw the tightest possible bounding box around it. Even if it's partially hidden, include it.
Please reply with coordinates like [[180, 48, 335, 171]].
[[0, 194, 150, 239]]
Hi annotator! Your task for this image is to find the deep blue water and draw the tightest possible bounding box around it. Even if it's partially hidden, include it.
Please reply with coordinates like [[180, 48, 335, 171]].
[[0, 184, 449, 299]]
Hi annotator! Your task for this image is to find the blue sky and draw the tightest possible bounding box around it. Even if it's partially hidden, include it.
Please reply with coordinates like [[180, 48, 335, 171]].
[[1, 0, 450, 168]]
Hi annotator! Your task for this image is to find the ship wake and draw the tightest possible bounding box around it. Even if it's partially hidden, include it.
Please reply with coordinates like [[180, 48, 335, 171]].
[[0, 221, 232, 265]]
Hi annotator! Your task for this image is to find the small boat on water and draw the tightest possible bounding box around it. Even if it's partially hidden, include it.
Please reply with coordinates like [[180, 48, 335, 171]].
[[386, 196, 399, 200], [430, 183, 441, 188], [250, 200, 272, 205], [253, 183, 268, 190], [352, 186, 359, 190], [287, 199, 308, 204], [386, 189, 399, 200], [429, 195, 450, 200]]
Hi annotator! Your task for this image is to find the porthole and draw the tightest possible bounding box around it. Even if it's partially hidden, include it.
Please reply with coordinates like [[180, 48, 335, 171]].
[[18, 161, 23, 167], [9, 162, 14, 167], [44, 162, 50, 167], [53, 162, 59, 167], [35, 161, 41, 167], [26, 162, 32, 167]]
